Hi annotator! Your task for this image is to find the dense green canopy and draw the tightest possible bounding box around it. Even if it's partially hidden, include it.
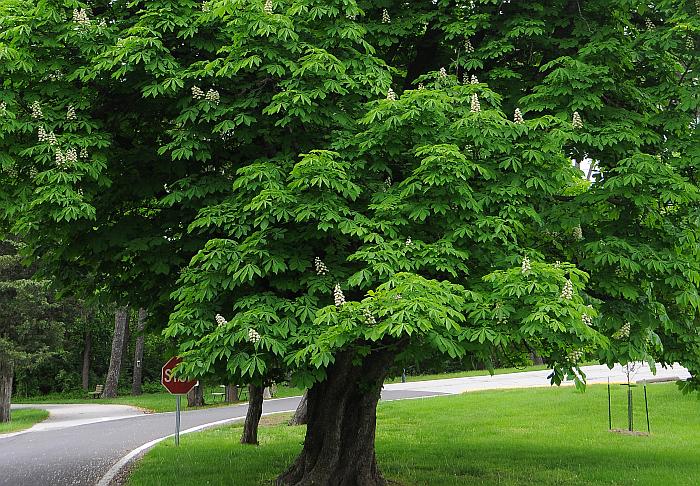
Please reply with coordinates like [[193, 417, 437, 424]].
[[1, 0, 698, 481]]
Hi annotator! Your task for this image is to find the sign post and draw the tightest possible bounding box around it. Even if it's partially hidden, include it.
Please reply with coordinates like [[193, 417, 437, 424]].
[[161, 357, 197, 446]]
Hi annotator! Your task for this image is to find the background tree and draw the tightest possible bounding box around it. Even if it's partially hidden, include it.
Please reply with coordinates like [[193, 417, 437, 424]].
[[0, 239, 65, 422]]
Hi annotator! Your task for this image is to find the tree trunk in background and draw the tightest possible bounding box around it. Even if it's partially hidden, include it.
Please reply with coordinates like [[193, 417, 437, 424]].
[[241, 384, 264, 445], [102, 306, 129, 398], [120, 310, 131, 372], [131, 308, 147, 396], [225, 384, 238, 403], [288, 391, 308, 426], [0, 356, 14, 423], [530, 353, 545, 366], [277, 348, 397, 486], [187, 384, 205, 407], [81, 332, 92, 391]]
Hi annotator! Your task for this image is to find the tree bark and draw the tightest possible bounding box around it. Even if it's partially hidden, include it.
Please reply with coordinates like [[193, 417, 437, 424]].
[[102, 306, 129, 398], [131, 308, 147, 396], [121, 309, 131, 371], [241, 384, 264, 445], [277, 347, 398, 486], [81, 332, 92, 391], [288, 391, 308, 426], [225, 384, 239, 403], [187, 383, 205, 407], [0, 356, 13, 423]]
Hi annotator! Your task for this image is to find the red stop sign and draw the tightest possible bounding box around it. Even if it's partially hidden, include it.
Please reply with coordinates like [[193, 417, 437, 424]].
[[161, 356, 197, 395]]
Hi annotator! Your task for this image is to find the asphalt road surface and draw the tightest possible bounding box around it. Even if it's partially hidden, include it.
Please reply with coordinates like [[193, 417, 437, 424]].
[[0, 389, 441, 486]]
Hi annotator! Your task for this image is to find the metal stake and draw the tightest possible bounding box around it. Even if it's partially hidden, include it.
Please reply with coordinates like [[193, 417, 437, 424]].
[[644, 381, 650, 433], [627, 384, 633, 432], [607, 378, 612, 430], [175, 395, 181, 446]]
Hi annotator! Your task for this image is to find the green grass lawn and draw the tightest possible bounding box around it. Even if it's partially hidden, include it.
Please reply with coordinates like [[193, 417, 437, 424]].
[[0, 409, 49, 434], [127, 383, 700, 486], [18, 385, 305, 413]]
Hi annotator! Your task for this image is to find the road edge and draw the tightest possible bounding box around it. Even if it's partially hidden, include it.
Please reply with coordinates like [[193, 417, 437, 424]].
[[96, 409, 296, 486]]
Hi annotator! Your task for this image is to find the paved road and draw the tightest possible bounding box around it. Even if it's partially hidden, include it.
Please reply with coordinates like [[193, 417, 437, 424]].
[[1, 363, 689, 486], [0, 389, 439, 486]]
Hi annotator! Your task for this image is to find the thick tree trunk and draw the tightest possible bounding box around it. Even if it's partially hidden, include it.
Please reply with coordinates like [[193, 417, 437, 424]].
[[530, 353, 545, 366], [0, 356, 13, 423], [225, 384, 239, 403], [288, 391, 308, 426], [81, 332, 92, 391], [187, 383, 205, 407], [277, 348, 397, 486], [241, 384, 264, 445], [103, 306, 129, 398], [131, 308, 147, 396]]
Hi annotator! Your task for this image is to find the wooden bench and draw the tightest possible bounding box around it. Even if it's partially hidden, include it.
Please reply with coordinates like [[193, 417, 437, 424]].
[[211, 385, 226, 402], [87, 384, 103, 399]]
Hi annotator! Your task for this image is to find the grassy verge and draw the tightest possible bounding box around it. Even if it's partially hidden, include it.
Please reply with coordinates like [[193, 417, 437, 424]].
[[127, 383, 700, 486], [0, 409, 49, 434], [17, 385, 305, 413]]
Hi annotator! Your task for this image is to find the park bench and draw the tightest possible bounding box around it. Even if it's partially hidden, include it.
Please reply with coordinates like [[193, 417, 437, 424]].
[[211, 385, 226, 402], [87, 384, 103, 399]]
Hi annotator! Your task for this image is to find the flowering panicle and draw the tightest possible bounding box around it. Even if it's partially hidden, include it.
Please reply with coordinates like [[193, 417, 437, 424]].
[[386, 88, 397, 101], [31, 101, 42, 119], [66, 105, 77, 121], [464, 39, 474, 53], [0, 102, 6, 115], [645, 18, 655, 30], [191, 86, 205, 99], [561, 279, 574, 300], [264, 0, 273, 14], [248, 328, 261, 343], [439, 67, 448, 78], [554, 260, 562, 268], [80, 147, 88, 159], [696, 0, 700, 16], [568, 349, 584, 362], [405, 236, 412, 246], [470, 75, 479, 85], [73, 8, 91, 27], [333, 284, 346, 307], [470, 93, 481, 113], [394, 294, 402, 300], [66, 148, 78, 163], [38, 127, 49, 142], [205, 89, 220, 104], [215, 314, 228, 327], [514, 108, 524, 124], [686, 36, 695, 50], [55, 149, 66, 167], [417, 83, 424, 90], [314, 257, 328, 276], [572, 111, 583, 129], [363, 308, 376, 325], [582, 312, 593, 326], [613, 322, 631, 340], [521, 256, 532, 274], [384, 175, 392, 187], [48, 131, 58, 146], [572, 225, 583, 241], [382, 9, 390, 23]]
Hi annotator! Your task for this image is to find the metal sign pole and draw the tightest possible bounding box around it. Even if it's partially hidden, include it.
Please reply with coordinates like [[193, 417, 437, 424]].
[[175, 395, 181, 446]]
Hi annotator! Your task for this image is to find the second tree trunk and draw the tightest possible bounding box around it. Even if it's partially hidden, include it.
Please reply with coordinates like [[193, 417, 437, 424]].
[[241, 384, 264, 445]]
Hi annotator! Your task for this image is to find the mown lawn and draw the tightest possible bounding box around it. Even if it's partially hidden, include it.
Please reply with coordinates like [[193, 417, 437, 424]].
[[0, 409, 49, 434], [127, 383, 699, 486]]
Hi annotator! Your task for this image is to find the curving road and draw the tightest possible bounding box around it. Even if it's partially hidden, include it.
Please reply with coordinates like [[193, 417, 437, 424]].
[[0, 362, 689, 486]]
